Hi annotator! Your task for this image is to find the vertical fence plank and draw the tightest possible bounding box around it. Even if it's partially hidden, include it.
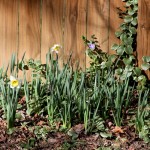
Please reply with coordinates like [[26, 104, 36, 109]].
[[108, 0, 124, 54], [86, 0, 109, 67], [87, 0, 109, 52], [137, 0, 150, 78], [41, 0, 64, 64], [0, 0, 18, 68], [63, 0, 87, 69], [19, 0, 41, 61]]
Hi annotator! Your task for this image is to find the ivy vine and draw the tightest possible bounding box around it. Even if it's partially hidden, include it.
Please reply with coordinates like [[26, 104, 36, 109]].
[[83, 0, 150, 89], [111, 0, 150, 88]]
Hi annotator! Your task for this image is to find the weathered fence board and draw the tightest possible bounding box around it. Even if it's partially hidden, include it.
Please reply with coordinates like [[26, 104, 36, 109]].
[[87, 0, 109, 53], [19, 0, 41, 60], [0, 0, 18, 67], [41, 0, 64, 64], [137, 0, 150, 78], [63, 0, 87, 68], [86, 0, 109, 67], [108, 0, 125, 54]]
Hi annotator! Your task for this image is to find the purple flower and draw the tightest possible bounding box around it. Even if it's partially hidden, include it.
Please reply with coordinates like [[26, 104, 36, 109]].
[[88, 43, 95, 50]]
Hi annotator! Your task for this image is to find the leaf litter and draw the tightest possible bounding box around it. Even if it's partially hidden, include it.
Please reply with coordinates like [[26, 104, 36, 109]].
[[0, 101, 150, 150]]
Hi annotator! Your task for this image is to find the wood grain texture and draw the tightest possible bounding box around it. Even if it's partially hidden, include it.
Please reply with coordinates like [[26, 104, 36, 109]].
[[0, 0, 149, 75], [19, 0, 41, 61], [63, 0, 87, 69], [87, 0, 109, 52], [109, 0, 124, 54], [137, 0, 150, 78], [41, 0, 64, 64], [0, 0, 18, 67], [86, 0, 109, 67]]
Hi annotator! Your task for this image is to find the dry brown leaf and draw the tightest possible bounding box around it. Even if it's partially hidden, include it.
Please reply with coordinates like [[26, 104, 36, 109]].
[[0, 134, 6, 142], [37, 120, 45, 126], [112, 126, 124, 134], [108, 121, 113, 128], [48, 138, 59, 144], [34, 113, 38, 118], [128, 147, 135, 150], [72, 124, 84, 134], [18, 96, 26, 104], [55, 121, 61, 130]]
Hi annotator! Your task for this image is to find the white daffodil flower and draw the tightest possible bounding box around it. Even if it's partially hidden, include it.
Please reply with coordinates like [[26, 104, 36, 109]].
[[50, 44, 62, 53], [10, 75, 21, 89]]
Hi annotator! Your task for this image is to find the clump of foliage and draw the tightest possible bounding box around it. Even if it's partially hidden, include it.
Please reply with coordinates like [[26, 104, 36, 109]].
[[0, 54, 22, 129], [0, 0, 149, 145], [111, 0, 150, 89], [82, 0, 150, 143]]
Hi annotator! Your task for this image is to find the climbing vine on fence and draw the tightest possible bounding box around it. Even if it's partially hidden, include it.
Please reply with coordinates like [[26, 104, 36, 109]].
[[111, 0, 145, 84], [84, 0, 150, 89], [111, 0, 150, 87]]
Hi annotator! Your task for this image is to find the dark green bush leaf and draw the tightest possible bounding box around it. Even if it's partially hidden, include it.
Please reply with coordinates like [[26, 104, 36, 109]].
[[128, 9, 135, 15], [126, 1, 132, 6], [141, 63, 150, 70], [115, 31, 122, 37], [120, 23, 128, 30], [124, 37, 133, 45], [129, 26, 137, 34], [142, 56, 150, 63], [115, 68, 123, 75], [108, 55, 117, 62], [124, 16, 133, 23], [111, 44, 119, 50], [120, 34, 128, 42], [124, 45, 133, 54], [117, 45, 125, 55], [133, 67, 142, 76], [123, 58, 132, 65], [131, 18, 138, 26]]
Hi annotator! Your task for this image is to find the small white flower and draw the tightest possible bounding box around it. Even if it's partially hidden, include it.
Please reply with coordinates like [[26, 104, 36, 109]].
[[10, 75, 21, 89], [50, 44, 62, 53]]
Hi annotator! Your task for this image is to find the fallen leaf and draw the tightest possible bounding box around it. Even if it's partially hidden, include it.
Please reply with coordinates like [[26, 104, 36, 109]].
[[108, 121, 113, 128], [48, 138, 59, 144], [55, 121, 61, 130], [92, 134, 99, 141], [112, 126, 124, 134], [18, 96, 26, 104], [0, 135, 6, 142], [34, 113, 38, 118], [37, 120, 45, 126], [128, 147, 135, 150], [72, 124, 84, 134], [113, 141, 121, 148]]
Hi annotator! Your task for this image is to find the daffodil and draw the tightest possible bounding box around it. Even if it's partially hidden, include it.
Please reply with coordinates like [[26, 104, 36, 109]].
[[10, 75, 21, 89], [50, 44, 62, 53]]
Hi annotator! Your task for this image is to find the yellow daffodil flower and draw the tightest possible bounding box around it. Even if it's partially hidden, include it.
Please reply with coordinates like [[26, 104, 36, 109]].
[[10, 75, 21, 89], [50, 44, 62, 53]]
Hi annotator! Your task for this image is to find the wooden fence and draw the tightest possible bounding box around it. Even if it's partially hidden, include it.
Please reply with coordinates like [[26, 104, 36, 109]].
[[0, 0, 149, 77], [137, 0, 150, 78]]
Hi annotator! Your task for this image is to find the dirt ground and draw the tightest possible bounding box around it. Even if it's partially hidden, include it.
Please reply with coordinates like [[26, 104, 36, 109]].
[[0, 114, 150, 150]]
